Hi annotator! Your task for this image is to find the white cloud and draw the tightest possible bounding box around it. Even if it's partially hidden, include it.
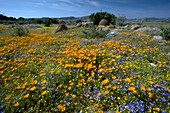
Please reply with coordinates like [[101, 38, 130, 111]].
[[86, 0, 100, 7]]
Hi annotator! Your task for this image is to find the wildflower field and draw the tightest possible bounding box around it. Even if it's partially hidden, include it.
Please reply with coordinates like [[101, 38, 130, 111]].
[[0, 27, 170, 113]]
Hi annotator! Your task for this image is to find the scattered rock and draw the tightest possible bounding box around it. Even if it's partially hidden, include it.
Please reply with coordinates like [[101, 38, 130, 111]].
[[167, 52, 170, 56], [81, 22, 94, 27], [99, 19, 108, 26], [76, 23, 82, 27], [135, 27, 161, 32], [153, 36, 163, 41], [106, 29, 123, 37], [131, 25, 140, 30], [23, 24, 42, 28], [53, 24, 67, 33]]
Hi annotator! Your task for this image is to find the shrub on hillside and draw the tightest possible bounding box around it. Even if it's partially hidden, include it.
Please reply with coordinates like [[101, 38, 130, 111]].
[[89, 12, 117, 25], [116, 14, 127, 26], [82, 27, 108, 39], [13, 26, 29, 37], [44, 19, 52, 27], [161, 26, 170, 41]]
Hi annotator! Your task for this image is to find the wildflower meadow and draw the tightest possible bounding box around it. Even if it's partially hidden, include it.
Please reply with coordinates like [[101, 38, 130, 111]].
[[0, 27, 170, 113]]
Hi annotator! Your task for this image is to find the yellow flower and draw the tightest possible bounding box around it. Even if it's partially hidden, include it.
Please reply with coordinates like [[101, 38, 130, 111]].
[[14, 102, 19, 107], [31, 80, 38, 85], [24, 93, 29, 98], [57, 104, 66, 112], [4, 95, 11, 100], [41, 79, 47, 84], [41, 90, 47, 96], [140, 86, 146, 91], [148, 92, 153, 98], [128, 86, 136, 91], [153, 107, 160, 112], [72, 94, 76, 98], [112, 86, 117, 90], [124, 78, 131, 83], [30, 86, 36, 91], [94, 104, 99, 108], [148, 81, 154, 85], [39, 73, 45, 77], [104, 90, 110, 95], [102, 79, 109, 85]]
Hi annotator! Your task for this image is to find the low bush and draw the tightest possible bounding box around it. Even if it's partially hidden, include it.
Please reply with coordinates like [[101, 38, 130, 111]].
[[13, 26, 29, 37], [82, 27, 108, 39], [161, 26, 170, 41]]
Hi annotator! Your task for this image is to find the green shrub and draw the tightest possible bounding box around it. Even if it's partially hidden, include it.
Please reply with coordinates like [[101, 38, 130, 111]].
[[82, 27, 108, 39], [161, 26, 170, 41], [89, 12, 117, 25], [13, 26, 29, 37], [116, 14, 127, 26], [44, 20, 52, 27]]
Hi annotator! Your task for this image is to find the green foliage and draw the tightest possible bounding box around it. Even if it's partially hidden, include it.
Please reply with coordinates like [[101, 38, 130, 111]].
[[82, 27, 108, 39], [76, 19, 83, 23], [116, 14, 127, 26], [161, 26, 170, 41], [44, 20, 52, 27], [13, 26, 29, 37], [89, 12, 117, 25]]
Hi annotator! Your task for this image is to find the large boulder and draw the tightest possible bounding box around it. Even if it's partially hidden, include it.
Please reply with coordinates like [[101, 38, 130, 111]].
[[153, 36, 163, 41], [135, 27, 161, 32], [76, 23, 82, 27], [53, 24, 67, 33], [99, 19, 108, 26], [131, 25, 140, 30], [135, 27, 162, 36]]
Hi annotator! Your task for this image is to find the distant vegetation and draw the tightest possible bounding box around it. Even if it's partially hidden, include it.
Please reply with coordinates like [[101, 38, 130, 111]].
[[1, 13, 170, 26], [89, 12, 116, 25]]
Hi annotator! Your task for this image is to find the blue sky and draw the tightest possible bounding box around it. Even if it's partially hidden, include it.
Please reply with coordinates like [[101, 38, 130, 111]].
[[0, 0, 170, 19]]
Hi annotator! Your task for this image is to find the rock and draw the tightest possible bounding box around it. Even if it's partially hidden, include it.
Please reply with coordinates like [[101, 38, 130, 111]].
[[81, 22, 94, 27], [131, 25, 140, 30], [153, 36, 163, 41], [53, 24, 67, 33], [106, 29, 123, 37], [23, 24, 42, 28], [167, 52, 170, 56], [135, 27, 161, 32], [76, 23, 82, 27], [99, 19, 108, 26], [123, 25, 129, 29]]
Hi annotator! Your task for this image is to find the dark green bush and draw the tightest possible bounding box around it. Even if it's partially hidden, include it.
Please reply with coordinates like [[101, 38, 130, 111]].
[[13, 26, 29, 37], [89, 12, 117, 25], [161, 26, 170, 41], [44, 20, 52, 27]]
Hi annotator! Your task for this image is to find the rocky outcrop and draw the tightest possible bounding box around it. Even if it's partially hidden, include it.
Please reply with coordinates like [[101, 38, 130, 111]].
[[153, 36, 163, 41], [131, 25, 140, 30], [99, 19, 108, 26], [53, 24, 67, 33]]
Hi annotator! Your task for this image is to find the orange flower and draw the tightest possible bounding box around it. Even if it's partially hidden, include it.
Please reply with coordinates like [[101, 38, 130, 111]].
[[30, 86, 36, 91], [128, 86, 136, 91], [57, 104, 66, 112], [102, 79, 109, 85], [31, 80, 38, 85], [14, 102, 19, 107], [140, 86, 146, 91], [41, 90, 47, 96], [112, 86, 117, 90], [104, 90, 110, 95], [24, 93, 29, 98], [124, 78, 131, 83], [72, 94, 76, 98]]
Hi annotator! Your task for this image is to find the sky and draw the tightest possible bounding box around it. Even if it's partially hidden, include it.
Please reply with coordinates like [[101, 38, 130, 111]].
[[0, 0, 170, 19]]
